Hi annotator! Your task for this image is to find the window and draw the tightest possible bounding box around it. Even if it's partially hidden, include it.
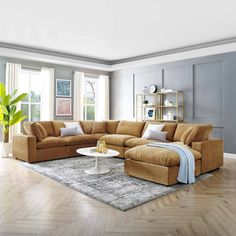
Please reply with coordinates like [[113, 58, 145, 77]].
[[83, 77, 97, 120], [19, 69, 42, 122]]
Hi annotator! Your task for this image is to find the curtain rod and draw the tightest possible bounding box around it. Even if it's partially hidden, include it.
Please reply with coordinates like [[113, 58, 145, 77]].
[[84, 73, 99, 78], [73, 71, 100, 78], [21, 65, 42, 71]]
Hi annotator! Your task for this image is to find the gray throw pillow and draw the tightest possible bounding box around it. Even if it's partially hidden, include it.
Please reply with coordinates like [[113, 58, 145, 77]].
[[60, 127, 78, 137], [145, 130, 167, 142]]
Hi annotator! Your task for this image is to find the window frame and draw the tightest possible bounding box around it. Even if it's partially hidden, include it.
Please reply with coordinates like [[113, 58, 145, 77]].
[[20, 68, 42, 122], [83, 76, 97, 120]]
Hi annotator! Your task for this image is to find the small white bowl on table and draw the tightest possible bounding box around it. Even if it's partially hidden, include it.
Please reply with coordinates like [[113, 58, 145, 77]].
[[76, 147, 119, 175]]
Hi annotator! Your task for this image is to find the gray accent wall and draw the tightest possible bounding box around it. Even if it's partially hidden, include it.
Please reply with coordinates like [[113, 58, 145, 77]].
[[110, 52, 236, 154]]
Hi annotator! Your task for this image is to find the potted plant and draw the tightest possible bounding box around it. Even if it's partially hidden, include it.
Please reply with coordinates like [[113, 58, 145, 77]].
[[0, 83, 27, 157]]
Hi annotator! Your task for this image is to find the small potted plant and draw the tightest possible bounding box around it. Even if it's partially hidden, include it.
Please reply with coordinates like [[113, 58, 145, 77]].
[[0, 83, 27, 157]]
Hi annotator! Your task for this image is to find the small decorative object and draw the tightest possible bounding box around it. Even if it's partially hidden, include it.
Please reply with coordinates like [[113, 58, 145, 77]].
[[167, 111, 174, 120], [142, 86, 149, 94], [163, 114, 168, 120], [89, 148, 97, 153], [145, 108, 156, 120], [96, 140, 107, 153], [149, 85, 158, 94], [164, 99, 170, 106], [56, 79, 72, 97], [161, 88, 173, 93], [165, 100, 174, 106], [0, 83, 27, 157], [56, 98, 72, 116], [143, 100, 149, 105]]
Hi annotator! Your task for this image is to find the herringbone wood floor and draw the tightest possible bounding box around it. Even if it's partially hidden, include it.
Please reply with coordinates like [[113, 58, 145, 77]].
[[0, 156, 235, 236]]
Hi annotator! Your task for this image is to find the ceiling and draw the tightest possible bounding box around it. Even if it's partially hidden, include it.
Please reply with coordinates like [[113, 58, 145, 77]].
[[0, 0, 236, 62]]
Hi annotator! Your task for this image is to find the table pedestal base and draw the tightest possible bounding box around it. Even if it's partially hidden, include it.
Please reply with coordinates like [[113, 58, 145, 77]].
[[85, 156, 110, 175]]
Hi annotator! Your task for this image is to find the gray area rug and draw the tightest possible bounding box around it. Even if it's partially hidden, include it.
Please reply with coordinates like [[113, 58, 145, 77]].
[[22, 156, 211, 211]]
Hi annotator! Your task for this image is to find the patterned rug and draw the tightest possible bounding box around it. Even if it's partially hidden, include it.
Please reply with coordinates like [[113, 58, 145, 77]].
[[22, 156, 210, 211]]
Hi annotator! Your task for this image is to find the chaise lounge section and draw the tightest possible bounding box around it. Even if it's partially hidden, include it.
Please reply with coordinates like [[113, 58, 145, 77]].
[[13, 120, 223, 185]]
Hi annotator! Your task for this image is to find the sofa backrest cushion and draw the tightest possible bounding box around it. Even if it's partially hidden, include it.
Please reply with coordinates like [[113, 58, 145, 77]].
[[23, 122, 44, 142], [116, 120, 145, 137], [52, 121, 65, 136], [36, 123, 48, 139], [92, 121, 107, 134], [37, 121, 55, 136], [23, 122, 34, 135], [162, 123, 178, 141], [107, 120, 120, 134], [180, 127, 194, 144], [80, 121, 94, 134], [142, 122, 177, 141], [185, 125, 213, 145], [173, 123, 197, 141]]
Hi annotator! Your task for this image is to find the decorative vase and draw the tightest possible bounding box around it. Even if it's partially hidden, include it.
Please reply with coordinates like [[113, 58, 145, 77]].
[[142, 86, 149, 94], [1, 142, 11, 157], [164, 99, 170, 106]]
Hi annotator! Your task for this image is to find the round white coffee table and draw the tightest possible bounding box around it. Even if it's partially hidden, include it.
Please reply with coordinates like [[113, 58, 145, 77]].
[[76, 147, 119, 175]]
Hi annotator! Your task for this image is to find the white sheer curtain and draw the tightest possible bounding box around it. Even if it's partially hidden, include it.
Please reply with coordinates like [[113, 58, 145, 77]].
[[5, 62, 22, 141], [96, 75, 109, 120], [40, 67, 54, 120], [73, 71, 85, 120]]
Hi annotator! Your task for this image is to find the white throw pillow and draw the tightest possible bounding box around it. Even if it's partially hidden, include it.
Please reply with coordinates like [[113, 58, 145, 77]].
[[142, 124, 164, 139], [145, 130, 167, 142], [64, 122, 84, 135], [60, 127, 78, 137]]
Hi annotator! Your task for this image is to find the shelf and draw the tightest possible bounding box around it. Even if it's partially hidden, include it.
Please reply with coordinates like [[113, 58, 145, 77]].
[[136, 90, 184, 122], [137, 105, 183, 108], [157, 119, 184, 122], [137, 91, 183, 96], [156, 105, 183, 108]]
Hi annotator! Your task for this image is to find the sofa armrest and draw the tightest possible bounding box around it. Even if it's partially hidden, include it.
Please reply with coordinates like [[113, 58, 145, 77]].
[[12, 135, 37, 163], [192, 139, 223, 173]]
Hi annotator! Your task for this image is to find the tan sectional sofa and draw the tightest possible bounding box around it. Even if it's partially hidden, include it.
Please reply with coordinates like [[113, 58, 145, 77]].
[[13, 120, 223, 185]]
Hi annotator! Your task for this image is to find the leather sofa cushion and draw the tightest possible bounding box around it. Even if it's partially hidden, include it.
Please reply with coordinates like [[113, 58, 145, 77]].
[[173, 123, 197, 141], [91, 133, 107, 139], [100, 134, 136, 146], [23, 122, 44, 142], [116, 121, 145, 137], [162, 123, 178, 141], [37, 137, 67, 149], [180, 127, 194, 144], [52, 121, 65, 136], [61, 135, 97, 146], [107, 120, 120, 134], [125, 138, 154, 148], [125, 145, 201, 167], [186, 125, 212, 145], [80, 121, 93, 134], [23, 122, 34, 135], [142, 122, 177, 141], [92, 121, 107, 134], [36, 123, 47, 139], [37, 121, 55, 136]]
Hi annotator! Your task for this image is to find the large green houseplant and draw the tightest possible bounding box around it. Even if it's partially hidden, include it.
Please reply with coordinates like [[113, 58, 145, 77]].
[[0, 83, 27, 157]]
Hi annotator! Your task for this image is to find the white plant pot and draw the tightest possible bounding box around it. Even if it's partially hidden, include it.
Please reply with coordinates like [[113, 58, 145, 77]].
[[1, 142, 11, 157]]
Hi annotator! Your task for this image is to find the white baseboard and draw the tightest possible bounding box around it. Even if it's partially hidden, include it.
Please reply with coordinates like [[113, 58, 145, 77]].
[[224, 153, 236, 159]]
